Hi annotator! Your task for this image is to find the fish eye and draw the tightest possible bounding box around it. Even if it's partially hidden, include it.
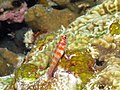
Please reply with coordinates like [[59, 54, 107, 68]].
[[12, 0, 22, 7], [64, 35, 67, 39], [64, 36, 66, 39]]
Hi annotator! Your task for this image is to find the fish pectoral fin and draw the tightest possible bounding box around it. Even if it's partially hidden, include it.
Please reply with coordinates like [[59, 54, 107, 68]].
[[64, 54, 76, 61]]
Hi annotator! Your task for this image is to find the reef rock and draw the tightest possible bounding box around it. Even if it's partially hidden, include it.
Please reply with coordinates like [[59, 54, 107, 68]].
[[0, 48, 19, 76], [25, 4, 77, 33]]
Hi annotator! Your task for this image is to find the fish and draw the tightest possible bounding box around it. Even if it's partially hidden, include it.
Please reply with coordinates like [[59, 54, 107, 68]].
[[47, 35, 67, 78]]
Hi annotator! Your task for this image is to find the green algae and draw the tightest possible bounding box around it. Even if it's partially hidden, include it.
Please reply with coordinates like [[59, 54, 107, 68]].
[[76, 84, 83, 90], [60, 48, 95, 86], [109, 22, 120, 35], [29, 52, 49, 70], [36, 39, 45, 49], [15, 63, 38, 80], [36, 34, 55, 48], [6, 64, 39, 89], [6, 63, 38, 90], [31, 34, 55, 52], [45, 34, 55, 42]]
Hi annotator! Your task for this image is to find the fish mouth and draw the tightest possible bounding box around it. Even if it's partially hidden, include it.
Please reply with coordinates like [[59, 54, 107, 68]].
[[0, 2, 28, 23]]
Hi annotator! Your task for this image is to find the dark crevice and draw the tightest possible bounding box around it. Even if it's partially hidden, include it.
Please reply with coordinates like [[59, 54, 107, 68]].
[[24, 0, 38, 7], [12, 0, 23, 7], [70, 0, 79, 3], [95, 59, 105, 66], [0, 21, 30, 54], [52, 5, 66, 10]]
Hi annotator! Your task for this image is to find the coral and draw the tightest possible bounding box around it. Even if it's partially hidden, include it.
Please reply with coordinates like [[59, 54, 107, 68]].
[[6, 63, 39, 90], [86, 57, 120, 90], [109, 22, 120, 35], [25, 33, 56, 70], [22, 0, 120, 89], [87, 0, 120, 15], [4, 0, 120, 89], [51, 0, 99, 14], [59, 49, 94, 86], [25, 0, 101, 33], [24, 29, 34, 48], [0, 0, 18, 9], [0, 48, 19, 66], [15, 64, 39, 80], [114, 35, 120, 51], [38, 0, 54, 6], [25, 4, 77, 32], [0, 0, 27, 23], [92, 34, 115, 49], [87, 29, 120, 89], [26, 69, 80, 90]]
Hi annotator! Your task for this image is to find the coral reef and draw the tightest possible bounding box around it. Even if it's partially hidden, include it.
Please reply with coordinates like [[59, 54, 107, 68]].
[[87, 33, 120, 89], [25, 0, 102, 33], [2, 0, 120, 89], [24, 0, 120, 89]]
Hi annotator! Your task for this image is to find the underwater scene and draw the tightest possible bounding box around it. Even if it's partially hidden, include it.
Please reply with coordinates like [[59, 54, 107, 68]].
[[0, 0, 120, 90]]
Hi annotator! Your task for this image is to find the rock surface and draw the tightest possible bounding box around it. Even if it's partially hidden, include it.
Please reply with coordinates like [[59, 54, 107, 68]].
[[0, 48, 19, 76], [25, 4, 77, 33]]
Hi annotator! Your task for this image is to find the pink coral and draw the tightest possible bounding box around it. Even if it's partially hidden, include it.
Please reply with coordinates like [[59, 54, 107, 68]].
[[0, 2, 28, 23]]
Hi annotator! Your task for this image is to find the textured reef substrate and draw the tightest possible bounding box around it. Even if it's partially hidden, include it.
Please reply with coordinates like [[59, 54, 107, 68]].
[[1, 0, 120, 90]]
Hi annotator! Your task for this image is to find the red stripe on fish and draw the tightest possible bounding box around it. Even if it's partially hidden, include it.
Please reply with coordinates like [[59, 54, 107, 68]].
[[56, 51, 62, 57], [57, 46, 64, 51], [53, 56, 58, 61], [47, 35, 67, 78], [51, 61, 56, 66]]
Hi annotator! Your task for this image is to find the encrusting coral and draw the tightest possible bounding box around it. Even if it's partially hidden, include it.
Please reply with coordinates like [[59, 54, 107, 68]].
[[0, 0, 28, 23]]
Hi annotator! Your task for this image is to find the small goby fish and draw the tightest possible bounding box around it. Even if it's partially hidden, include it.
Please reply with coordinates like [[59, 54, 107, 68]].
[[47, 35, 67, 78]]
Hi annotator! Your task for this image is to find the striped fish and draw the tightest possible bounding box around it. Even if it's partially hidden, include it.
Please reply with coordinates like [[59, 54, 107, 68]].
[[47, 35, 67, 78]]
